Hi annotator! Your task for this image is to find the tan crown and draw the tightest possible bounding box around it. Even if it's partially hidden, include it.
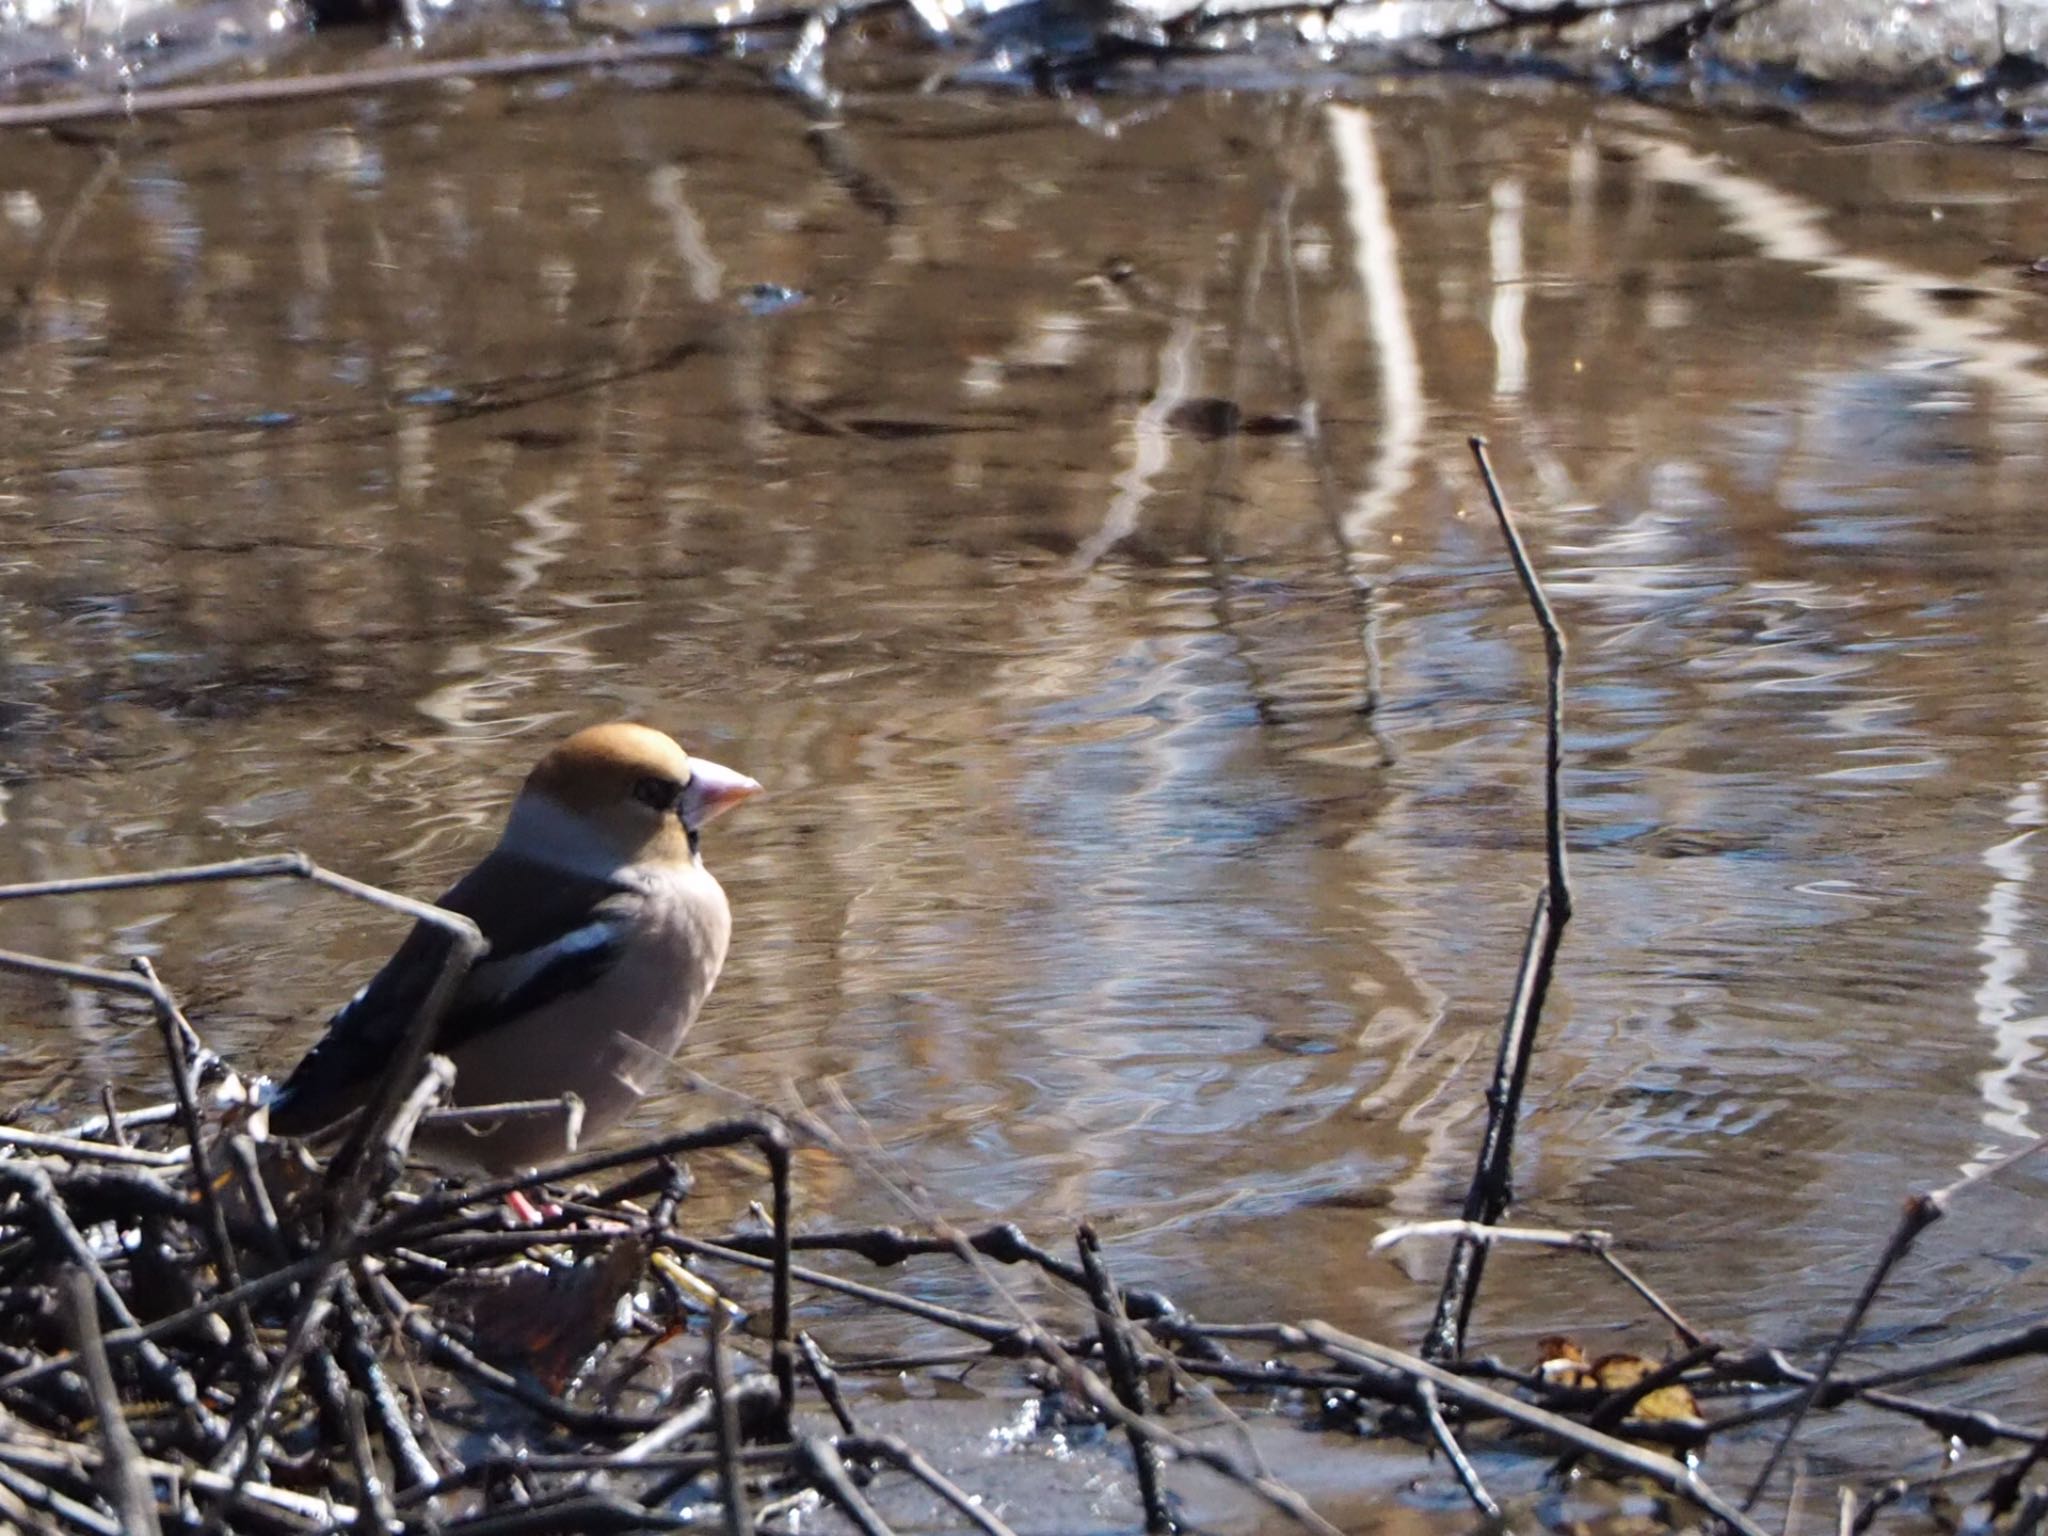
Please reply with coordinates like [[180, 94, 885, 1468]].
[[524, 722, 696, 813]]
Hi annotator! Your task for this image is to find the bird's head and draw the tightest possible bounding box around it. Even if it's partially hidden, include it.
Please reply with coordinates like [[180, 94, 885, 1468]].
[[506, 721, 760, 872]]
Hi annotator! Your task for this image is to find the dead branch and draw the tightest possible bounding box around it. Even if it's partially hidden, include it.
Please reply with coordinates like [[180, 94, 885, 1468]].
[[1422, 436, 1572, 1364]]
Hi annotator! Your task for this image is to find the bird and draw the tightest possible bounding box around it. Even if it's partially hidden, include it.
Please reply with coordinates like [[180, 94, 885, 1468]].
[[268, 721, 760, 1173]]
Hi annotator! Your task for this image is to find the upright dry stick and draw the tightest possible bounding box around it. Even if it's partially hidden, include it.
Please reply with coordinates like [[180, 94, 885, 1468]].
[[1422, 436, 1573, 1364]]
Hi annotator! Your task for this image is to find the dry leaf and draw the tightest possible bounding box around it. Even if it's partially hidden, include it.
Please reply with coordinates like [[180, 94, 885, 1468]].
[[450, 1235, 651, 1390]]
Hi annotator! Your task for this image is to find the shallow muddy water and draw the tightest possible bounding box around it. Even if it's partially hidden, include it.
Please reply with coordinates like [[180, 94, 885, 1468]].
[[3, 74, 2048, 1515]]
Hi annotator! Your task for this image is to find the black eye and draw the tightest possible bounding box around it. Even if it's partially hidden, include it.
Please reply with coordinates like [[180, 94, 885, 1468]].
[[632, 776, 680, 811]]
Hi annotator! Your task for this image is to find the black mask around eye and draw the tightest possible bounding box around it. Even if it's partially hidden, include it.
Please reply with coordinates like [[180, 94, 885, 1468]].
[[632, 775, 683, 813]]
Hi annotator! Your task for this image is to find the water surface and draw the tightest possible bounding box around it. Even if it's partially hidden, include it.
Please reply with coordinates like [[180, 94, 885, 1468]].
[[3, 78, 2048, 1502]]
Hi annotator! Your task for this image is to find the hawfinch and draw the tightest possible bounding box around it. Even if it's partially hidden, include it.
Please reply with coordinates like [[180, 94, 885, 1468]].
[[269, 722, 759, 1172]]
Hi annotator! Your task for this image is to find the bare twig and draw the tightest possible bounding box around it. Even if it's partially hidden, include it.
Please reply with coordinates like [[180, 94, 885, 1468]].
[[132, 957, 260, 1371], [1597, 1247, 1707, 1347], [1374, 1219, 1610, 1253], [0, 1127, 186, 1167], [335, 1274, 441, 1491], [709, 1309, 754, 1536], [1423, 436, 1572, 1364], [840, 1436, 1020, 1536], [1297, 1321, 1764, 1536], [62, 1267, 162, 1536], [797, 1437, 894, 1536], [669, 1234, 1032, 1351], [797, 1333, 859, 1436], [1745, 1135, 2048, 1509], [1412, 1378, 1498, 1520], [1077, 1224, 1171, 1533], [614, 1381, 776, 1466], [306, 1347, 398, 1533]]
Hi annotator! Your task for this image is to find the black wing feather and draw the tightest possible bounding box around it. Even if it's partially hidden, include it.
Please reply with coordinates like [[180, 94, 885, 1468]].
[[269, 853, 636, 1135]]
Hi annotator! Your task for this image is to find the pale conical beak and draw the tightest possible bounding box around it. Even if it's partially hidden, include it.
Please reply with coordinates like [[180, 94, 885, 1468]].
[[679, 758, 761, 830]]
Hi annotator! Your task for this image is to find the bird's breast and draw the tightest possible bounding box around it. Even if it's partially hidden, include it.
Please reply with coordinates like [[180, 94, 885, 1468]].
[[432, 861, 732, 1165]]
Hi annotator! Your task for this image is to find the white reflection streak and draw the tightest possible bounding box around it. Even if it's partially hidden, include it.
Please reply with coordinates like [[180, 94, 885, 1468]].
[[1072, 307, 1198, 570], [1621, 135, 2048, 411], [505, 482, 576, 597], [416, 481, 582, 730], [1327, 106, 1448, 1214], [1972, 781, 2047, 1161], [1489, 177, 1527, 399], [648, 165, 723, 304], [1327, 106, 1425, 548]]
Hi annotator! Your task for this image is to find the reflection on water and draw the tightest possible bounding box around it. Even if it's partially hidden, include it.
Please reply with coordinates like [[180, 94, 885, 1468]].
[[3, 79, 2048, 1473]]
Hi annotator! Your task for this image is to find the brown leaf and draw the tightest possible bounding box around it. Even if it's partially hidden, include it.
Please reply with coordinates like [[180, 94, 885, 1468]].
[[1589, 1353, 1702, 1423], [451, 1236, 652, 1391]]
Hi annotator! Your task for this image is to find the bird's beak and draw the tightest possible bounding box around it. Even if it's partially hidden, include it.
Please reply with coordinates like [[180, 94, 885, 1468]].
[[680, 758, 761, 830]]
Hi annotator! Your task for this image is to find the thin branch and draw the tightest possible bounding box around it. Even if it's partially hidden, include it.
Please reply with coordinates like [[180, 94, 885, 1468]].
[[1374, 1219, 1609, 1253], [0, 1127, 186, 1167], [796, 1438, 895, 1536], [1077, 1225, 1170, 1533], [797, 1334, 859, 1437], [1296, 1321, 1765, 1536], [132, 957, 261, 1373], [709, 1310, 754, 1536], [839, 1436, 1020, 1536], [1422, 436, 1572, 1364], [1412, 1378, 1498, 1520], [1740, 1138, 2048, 1511], [1597, 1247, 1707, 1347], [62, 1267, 162, 1536]]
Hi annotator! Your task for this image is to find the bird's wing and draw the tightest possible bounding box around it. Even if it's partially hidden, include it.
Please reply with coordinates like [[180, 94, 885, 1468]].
[[267, 851, 642, 1136]]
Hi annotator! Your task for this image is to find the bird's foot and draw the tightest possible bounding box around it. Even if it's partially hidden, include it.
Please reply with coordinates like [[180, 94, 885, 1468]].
[[504, 1189, 563, 1225]]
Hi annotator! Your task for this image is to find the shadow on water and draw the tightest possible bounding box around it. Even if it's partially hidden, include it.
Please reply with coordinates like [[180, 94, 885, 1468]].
[[0, 58, 2046, 1506]]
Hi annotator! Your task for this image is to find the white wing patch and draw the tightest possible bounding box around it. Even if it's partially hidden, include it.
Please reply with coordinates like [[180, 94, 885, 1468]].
[[471, 917, 628, 1014]]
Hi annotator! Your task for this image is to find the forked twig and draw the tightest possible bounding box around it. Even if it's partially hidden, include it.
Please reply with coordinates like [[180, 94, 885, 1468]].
[[1744, 1134, 2048, 1508]]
